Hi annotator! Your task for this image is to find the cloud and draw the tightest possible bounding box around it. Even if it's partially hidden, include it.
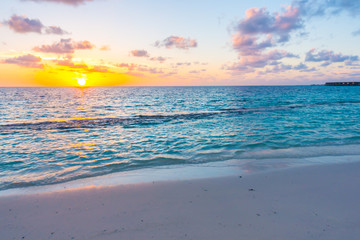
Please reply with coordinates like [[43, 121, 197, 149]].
[[352, 29, 360, 36], [55, 57, 88, 69], [258, 64, 293, 74], [305, 49, 359, 65], [115, 63, 137, 71], [150, 56, 167, 63], [222, 63, 254, 73], [293, 62, 317, 72], [33, 38, 94, 54], [236, 50, 298, 69], [296, 0, 360, 17], [176, 62, 192, 66], [23, 0, 94, 6], [189, 69, 206, 74], [233, 6, 302, 56], [137, 67, 163, 74], [89, 65, 109, 73], [114, 63, 163, 74], [3, 54, 43, 68], [3, 15, 43, 33], [155, 36, 198, 49], [130, 49, 149, 57], [45, 26, 68, 35], [3, 15, 68, 35], [100, 45, 110, 51], [55, 57, 110, 73], [230, 1, 360, 73], [229, 3, 302, 71]]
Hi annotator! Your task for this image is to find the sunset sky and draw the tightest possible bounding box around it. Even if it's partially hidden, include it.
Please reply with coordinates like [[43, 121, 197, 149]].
[[1, 0, 360, 86]]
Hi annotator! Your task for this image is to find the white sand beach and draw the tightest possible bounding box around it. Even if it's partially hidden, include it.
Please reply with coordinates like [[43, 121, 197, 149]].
[[1, 161, 360, 240]]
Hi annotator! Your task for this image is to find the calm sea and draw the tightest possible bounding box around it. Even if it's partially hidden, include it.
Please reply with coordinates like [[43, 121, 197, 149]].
[[1, 86, 360, 191]]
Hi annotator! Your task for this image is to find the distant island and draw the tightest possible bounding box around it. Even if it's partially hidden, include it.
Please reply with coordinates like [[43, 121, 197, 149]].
[[325, 82, 360, 86]]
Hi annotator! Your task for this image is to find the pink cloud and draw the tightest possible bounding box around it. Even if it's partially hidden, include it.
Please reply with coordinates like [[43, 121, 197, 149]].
[[233, 5, 302, 54], [3, 15, 43, 33], [3, 54, 43, 68], [229, 3, 302, 71], [33, 38, 94, 54], [130, 50, 149, 57]]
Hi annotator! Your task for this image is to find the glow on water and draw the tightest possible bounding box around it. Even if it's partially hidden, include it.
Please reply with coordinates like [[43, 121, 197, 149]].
[[1, 86, 360, 191]]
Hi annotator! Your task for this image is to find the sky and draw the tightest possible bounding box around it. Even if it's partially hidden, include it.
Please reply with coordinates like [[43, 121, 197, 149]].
[[0, 0, 360, 86]]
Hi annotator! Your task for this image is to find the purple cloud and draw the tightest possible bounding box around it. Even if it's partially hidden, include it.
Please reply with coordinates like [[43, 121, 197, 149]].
[[258, 64, 293, 75], [23, 0, 94, 6], [238, 50, 298, 68], [3, 15, 43, 33], [130, 50, 149, 57], [293, 63, 317, 72], [3, 54, 43, 68], [233, 5, 302, 56], [33, 38, 94, 54], [155, 36, 197, 49], [230, 1, 360, 73], [3, 15, 68, 35], [229, 4, 302, 71], [305, 49, 359, 65]]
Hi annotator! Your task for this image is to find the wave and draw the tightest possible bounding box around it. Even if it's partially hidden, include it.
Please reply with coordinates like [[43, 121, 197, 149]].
[[1, 100, 359, 131]]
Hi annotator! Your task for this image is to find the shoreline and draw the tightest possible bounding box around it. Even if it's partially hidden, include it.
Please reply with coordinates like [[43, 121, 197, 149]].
[[1, 150, 360, 197], [1, 160, 360, 239], [1, 152, 360, 197]]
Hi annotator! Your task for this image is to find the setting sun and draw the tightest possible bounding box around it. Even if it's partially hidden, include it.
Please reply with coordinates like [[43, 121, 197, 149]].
[[77, 77, 86, 86]]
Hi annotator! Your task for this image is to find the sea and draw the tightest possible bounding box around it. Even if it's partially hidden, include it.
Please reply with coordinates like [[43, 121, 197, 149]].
[[1, 86, 360, 192]]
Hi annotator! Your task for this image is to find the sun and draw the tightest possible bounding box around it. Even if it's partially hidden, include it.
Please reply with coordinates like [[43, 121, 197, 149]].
[[77, 77, 86, 86]]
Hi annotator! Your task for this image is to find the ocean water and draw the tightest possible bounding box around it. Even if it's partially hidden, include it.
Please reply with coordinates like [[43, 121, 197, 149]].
[[1, 86, 360, 191]]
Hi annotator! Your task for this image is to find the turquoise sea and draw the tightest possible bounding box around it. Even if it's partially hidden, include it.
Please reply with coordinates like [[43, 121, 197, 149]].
[[1, 86, 360, 191]]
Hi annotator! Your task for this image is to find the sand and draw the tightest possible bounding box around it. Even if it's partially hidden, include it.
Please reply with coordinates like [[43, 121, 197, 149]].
[[1, 161, 360, 240]]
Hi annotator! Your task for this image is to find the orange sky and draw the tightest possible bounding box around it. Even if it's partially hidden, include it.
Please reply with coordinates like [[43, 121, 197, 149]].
[[1, 0, 360, 86]]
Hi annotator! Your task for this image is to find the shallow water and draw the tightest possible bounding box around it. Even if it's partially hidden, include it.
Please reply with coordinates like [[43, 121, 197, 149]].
[[1, 86, 360, 190]]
